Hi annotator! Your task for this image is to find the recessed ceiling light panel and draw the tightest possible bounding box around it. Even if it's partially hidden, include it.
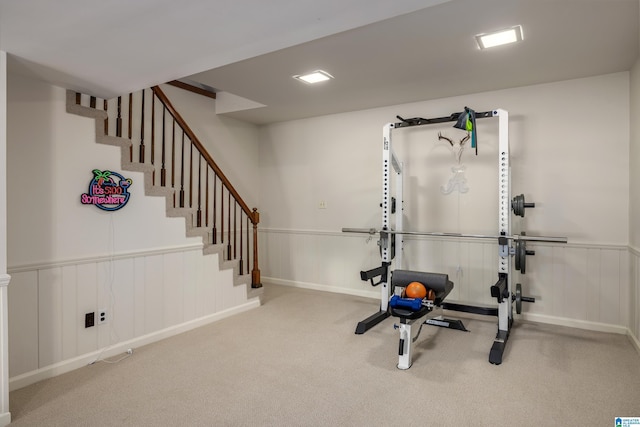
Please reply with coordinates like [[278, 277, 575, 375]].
[[293, 70, 334, 84], [475, 25, 523, 49]]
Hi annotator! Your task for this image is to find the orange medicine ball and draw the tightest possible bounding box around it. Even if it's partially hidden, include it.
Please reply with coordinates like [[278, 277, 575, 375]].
[[405, 281, 427, 299]]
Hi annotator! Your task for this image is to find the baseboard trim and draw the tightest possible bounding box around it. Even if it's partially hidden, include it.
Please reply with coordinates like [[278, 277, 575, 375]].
[[628, 328, 640, 356], [0, 411, 10, 427], [263, 277, 378, 300], [9, 298, 261, 391], [520, 312, 628, 335]]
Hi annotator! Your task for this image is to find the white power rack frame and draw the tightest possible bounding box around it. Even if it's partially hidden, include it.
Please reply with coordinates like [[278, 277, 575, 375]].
[[348, 109, 523, 364]]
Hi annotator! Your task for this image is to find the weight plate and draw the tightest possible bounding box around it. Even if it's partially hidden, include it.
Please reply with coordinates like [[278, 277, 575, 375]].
[[512, 194, 525, 217], [515, 283, 522, 314], [514, 239, 527, 274]]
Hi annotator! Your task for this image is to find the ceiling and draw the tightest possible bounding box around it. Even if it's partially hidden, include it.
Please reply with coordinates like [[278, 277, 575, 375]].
[[2, 0, 638, 125]]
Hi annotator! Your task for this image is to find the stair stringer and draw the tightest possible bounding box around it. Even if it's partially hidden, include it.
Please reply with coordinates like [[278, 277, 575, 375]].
[[65, 90, 263, 299]]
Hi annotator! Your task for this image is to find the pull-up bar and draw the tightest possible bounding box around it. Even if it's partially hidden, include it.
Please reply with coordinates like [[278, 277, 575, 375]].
[[395, 107, 493, 155], [395, 110, 494, 128]]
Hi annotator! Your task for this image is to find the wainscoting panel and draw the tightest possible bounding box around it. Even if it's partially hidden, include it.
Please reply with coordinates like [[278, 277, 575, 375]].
[[7, 271, 38, 378], [76, 263, 98, 358], [630, 250, 640, 347], [561, 246, 588, 321], [60, 265, 78, 361], [7, 245, 257, 386], [108, 258, 135, 347], [143, 254, 164, 335], [261, 229, 633, 333], [133, 257, 147, 338], [163, 252, 185, 328], [260, 229, 381, 296], [38, 267, 63, 369], [183, 251, 198, 322], [636, 253, 640, 342]]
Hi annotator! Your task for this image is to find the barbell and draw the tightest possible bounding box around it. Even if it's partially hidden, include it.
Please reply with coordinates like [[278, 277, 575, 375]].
[[343, 227, 565, 274], [342, 227, 567, 244]]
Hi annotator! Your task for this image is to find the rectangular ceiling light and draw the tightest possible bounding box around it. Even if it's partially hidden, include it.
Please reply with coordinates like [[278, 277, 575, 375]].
[[293, 70, 334, 84], [475, 25, 523, 49]]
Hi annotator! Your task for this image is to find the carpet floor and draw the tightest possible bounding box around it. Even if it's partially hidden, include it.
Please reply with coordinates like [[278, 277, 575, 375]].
[[8, 284, 640, 426]]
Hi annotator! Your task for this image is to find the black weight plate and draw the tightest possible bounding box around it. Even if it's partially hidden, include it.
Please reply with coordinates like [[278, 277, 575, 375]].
[[519, 240, 526, 274], [514, 239, 527, 274], [512, 194, 525, 217]]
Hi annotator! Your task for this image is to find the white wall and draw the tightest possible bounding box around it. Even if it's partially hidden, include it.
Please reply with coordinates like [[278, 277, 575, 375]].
[[629, 55, 640, 345], [260, 73, 629, 243], [159, 84, 260, 210], [632, 61, 640, 250], [0, 50, 11, 426], [7, 75, 203, 266], [259, 72, 634, 333], [6, 72, 261, 389]]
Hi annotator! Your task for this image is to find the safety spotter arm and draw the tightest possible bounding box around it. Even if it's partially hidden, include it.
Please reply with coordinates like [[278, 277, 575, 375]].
[[360, 263, 390, 287], [490, 274, 508, 303]]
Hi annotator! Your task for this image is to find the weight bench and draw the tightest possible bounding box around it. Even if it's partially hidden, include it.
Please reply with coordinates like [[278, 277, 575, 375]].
[[390, 269, 464, 369]]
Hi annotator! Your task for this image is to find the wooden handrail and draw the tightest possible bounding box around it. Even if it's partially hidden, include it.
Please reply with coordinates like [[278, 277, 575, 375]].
[[151, 86, 258, 225], [167, 80, 217, 100]]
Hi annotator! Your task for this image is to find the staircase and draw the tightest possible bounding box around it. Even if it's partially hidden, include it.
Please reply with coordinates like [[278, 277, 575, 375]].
[[66, 86, 262, 298]]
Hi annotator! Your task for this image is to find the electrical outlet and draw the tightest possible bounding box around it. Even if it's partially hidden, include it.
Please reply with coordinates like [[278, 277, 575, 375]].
[[85, 312, 95, 328], [318, 200, 327, 209], [98, 309, 107, 324]]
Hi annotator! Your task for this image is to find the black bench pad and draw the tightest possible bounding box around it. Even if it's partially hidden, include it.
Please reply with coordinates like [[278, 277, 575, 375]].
[[389, 270, 454, 320], [391, 269, 454, 305]]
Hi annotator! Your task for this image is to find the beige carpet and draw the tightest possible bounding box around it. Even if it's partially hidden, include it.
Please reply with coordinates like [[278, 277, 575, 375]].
[[9, 284, 640, 426]]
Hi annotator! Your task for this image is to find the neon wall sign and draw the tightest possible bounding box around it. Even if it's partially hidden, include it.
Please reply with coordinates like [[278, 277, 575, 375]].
[[80, 169, 133, 211]]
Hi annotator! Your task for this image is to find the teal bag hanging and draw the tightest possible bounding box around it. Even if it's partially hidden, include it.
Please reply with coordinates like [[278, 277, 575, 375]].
[[453, 107, 478, 154]]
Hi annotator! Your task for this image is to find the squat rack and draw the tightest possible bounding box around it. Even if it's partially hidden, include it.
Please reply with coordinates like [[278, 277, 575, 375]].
[[344, 108, 566, 364]]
